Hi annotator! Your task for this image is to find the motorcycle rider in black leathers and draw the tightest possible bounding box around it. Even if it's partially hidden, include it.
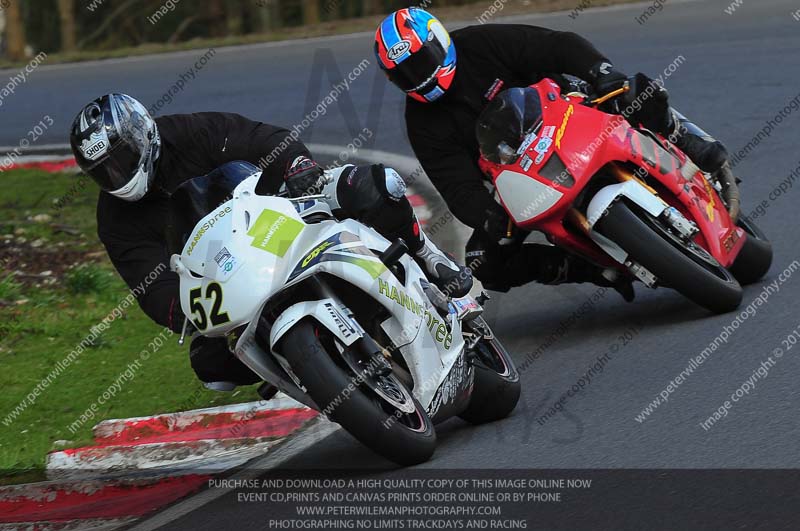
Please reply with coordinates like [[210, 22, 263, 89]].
[[69, 94, 472, 389], [375, 8, 729, 297]]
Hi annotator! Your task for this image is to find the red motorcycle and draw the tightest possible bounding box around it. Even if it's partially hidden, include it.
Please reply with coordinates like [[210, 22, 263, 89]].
[[476, 79, 772, 313]]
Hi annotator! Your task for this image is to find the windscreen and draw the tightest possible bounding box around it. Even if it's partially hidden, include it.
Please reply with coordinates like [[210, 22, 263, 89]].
[[476, 87, 544, 165], [167, 160, 259, 255]]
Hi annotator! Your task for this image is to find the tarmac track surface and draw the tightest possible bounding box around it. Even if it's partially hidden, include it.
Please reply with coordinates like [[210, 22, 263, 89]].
[[4, 1, 799, 528]]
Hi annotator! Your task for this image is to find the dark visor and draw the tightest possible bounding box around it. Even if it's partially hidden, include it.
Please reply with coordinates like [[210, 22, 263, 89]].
[[476, 88, 544, 164], [386, 40, 447, 93], [84, 140, 143, 192], [167, 161, 258, 255]]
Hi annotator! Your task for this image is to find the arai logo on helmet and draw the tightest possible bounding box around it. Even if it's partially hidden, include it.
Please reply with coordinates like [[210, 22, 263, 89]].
[[387, 40, 411, 62]]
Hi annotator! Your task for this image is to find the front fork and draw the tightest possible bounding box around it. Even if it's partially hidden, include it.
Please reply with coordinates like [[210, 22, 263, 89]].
[[572, 164, 701, 287], [606, 163, 700, 240]]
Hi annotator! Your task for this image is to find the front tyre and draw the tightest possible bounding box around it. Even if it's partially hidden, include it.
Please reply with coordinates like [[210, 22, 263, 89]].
[[280, 320, 436, 466], [596, 201, 742, 313], [459, 317, 521, 424]]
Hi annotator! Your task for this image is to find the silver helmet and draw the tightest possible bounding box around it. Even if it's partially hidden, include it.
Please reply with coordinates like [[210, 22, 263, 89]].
[[70, 94, 160, 201]]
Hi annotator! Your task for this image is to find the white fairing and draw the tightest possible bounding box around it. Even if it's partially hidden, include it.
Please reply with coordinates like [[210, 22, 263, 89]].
[[269, 299, 364, 347], [585, 180, 669, 265], [171, 173, 467, 412], [495, 169, 563, 223], [586, 180, 667, 228]]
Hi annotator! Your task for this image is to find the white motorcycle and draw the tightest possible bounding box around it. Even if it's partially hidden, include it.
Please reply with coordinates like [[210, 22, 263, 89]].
[[168, 161, 520, 465]]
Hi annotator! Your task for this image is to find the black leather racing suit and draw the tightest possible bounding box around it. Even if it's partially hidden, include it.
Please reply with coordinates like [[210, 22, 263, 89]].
[[97, 112, 420, 384], [405, 24, 621, 290]]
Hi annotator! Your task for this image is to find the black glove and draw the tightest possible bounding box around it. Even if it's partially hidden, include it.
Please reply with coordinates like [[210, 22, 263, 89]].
[[588, 60, 628, 97], [483, 204, 513, 244], [284, 156, 324, 197], [618, 73, 672, 133]]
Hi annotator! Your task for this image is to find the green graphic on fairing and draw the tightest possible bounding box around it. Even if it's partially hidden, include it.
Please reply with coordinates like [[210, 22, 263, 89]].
[[330, 253, 387, 279], [247, 209, 304, 257], [377, 278, 453, 349], [288, 232, 388, 281]]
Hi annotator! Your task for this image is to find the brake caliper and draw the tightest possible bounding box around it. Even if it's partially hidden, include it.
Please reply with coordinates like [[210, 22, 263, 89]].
[[661, 206, 699, 240]]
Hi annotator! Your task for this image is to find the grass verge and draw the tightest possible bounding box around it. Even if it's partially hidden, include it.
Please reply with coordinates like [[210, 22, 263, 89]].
[[0, 169, 260, 483]]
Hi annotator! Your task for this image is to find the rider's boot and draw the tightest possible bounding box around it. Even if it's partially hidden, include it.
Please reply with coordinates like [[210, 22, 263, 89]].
[[190, 336, 262, 392], [412, 226, 473, 298], [468, 234, 634, 301], [556, 255, 636, 303], [668, 110, 729, 174], [520, 246, 635, 302]]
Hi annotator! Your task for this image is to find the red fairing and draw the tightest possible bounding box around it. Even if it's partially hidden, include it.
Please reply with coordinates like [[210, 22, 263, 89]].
[[479, 79, 745, 270]]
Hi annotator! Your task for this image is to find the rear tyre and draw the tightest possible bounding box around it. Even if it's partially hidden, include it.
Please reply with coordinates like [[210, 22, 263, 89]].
[[280, 320, 436, 466], [596, 201, 742, 313], [729, 217, 773, 285], [459, 317, 521, 425]]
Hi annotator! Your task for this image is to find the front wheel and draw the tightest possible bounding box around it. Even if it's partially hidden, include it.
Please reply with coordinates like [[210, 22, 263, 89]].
[[459, 317, 521, 425], [280, 320, 436, 466], [596, 201, 742, 313]]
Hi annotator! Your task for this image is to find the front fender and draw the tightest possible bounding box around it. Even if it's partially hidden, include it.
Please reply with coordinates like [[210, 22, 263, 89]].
[[586, 180, 667, 227], [585, 181, 669, 265], [270, 299, 364, 352]]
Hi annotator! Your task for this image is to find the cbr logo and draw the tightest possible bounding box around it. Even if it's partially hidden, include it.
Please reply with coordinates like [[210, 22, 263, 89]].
[[555, 105, 574, 149], [387, 40, 411, 62], [302, 241, 333, 267]]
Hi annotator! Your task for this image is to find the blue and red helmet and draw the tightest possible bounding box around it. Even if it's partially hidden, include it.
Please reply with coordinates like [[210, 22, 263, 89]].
[[374, 8, 456, 103]]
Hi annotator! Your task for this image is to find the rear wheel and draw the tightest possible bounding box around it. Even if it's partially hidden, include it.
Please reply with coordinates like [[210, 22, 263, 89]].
[[730, 217, 773, 285], [459, 317, 520, 424], [596, 201, 742, 313], [280, 320, 436, 466]]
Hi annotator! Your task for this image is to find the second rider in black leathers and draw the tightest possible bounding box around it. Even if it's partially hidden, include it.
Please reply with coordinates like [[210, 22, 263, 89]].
[[375, 8, 729, 298]]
